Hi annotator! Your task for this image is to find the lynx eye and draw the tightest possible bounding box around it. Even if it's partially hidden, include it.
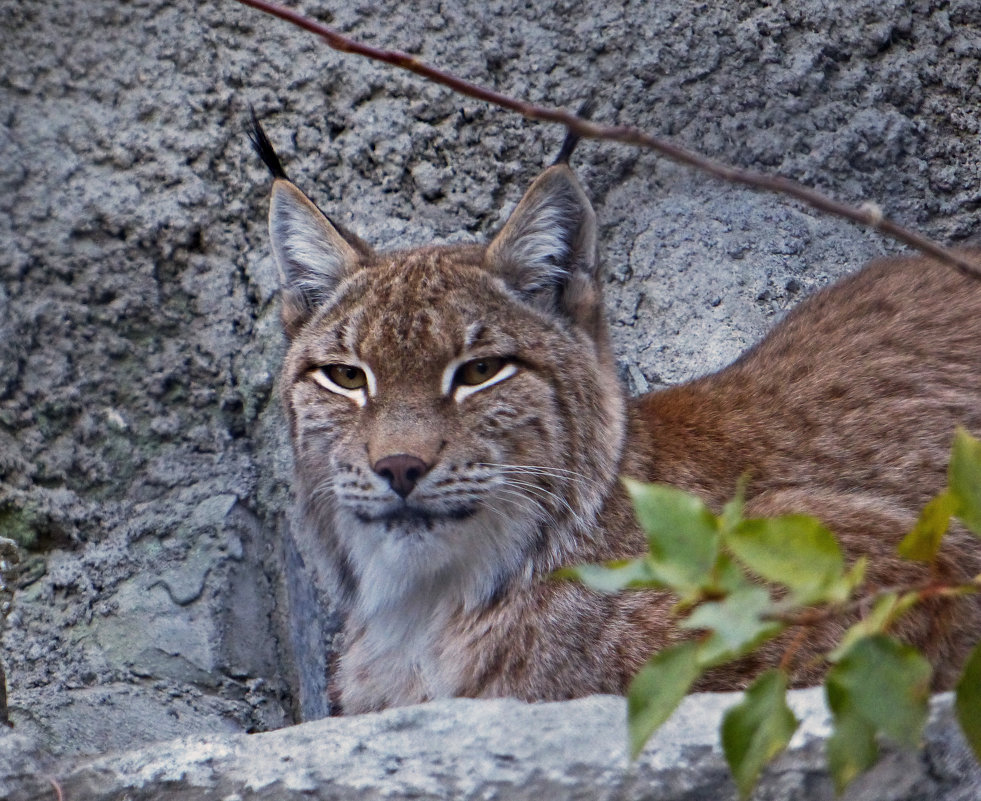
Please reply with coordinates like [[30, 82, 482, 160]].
[[443, 355, 517, 402], [455, 357, 506, 387], [323, 364, 368, 390], [309, 362, 374, 405]]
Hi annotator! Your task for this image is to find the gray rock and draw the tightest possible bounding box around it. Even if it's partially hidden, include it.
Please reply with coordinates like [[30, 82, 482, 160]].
[[1, 692, 978, 801]]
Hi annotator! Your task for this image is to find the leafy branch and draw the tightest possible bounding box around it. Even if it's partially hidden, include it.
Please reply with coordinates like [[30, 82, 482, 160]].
[[560, 427, 981, 796], [231, 0, 981, 281]]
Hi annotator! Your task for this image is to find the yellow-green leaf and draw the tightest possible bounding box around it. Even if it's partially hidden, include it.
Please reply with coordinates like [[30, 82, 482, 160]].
[[955, 641, 981, 764], [843, 556, 867, 595], [727, 515, 846, 604], [623, 479, 720, 596], [898, 490, 955, 562], [949, 427, 981, 537], [682, 585, 784, 668], [721, 669, 799, 798], [719, 474, 749, 535], [553, 558, 660, 593], [627, 641, 701, 759]]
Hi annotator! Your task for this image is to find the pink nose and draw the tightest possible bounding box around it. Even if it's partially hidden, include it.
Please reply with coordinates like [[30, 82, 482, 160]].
[[372, 454, 431, 499]]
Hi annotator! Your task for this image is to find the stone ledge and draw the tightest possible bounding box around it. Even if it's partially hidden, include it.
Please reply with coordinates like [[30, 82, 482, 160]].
[[2, 689, 978, 801]]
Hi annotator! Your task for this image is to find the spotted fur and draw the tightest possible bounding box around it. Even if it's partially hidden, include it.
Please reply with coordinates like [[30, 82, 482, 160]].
[[255, 122, 981, 714]]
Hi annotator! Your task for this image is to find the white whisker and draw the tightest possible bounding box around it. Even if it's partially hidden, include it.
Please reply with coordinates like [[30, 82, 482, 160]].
[[478, 462, 605, 491], [477, 496, 521, 528], [491, 487, 559, 530], [310, 479, 336, 504], [497, 478, 587, 530]]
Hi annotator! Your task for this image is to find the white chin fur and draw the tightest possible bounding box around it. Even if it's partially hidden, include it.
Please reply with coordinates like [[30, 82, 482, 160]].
[[338, 499, 539, 618]]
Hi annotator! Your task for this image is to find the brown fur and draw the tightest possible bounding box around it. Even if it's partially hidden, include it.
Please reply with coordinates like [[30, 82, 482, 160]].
[[259, 143, 981, 714]]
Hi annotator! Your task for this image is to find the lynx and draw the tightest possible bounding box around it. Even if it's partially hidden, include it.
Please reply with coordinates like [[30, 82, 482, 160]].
[[250, 118, 981, 715]]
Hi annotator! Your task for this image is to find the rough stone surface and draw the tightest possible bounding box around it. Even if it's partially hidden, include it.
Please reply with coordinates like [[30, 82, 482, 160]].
[[1, 0, 980, 795], [1, 692, 979, 801]]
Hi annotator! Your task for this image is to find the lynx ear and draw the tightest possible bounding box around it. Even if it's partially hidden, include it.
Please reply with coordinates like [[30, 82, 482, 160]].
[[485, 164, 597, 309], [268, 179, 370, 336]]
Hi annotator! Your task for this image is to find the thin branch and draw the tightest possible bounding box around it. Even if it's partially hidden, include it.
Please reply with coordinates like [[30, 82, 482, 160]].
[[766, 581, 978, 628], [47, 776, 64, 801], [232, 0, 981, 280], [778, 627, 810, 674]]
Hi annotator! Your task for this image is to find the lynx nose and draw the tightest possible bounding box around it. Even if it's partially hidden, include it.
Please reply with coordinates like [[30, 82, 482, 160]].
[[373, 454, 431, 499]]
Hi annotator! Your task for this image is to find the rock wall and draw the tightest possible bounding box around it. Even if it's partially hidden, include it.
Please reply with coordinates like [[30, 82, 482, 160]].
[[1, 0, 980, 794]]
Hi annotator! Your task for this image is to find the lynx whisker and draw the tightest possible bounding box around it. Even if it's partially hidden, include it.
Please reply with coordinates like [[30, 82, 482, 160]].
[[479, 462, 605, 491], [309, 479, 336, 505], [477, 492, 530, 527], [498, 478, 588, 530], [490, 487, 561, 530]]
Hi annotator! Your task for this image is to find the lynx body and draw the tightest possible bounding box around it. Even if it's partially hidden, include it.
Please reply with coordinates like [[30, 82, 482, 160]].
[[253, 122, 981, 714]]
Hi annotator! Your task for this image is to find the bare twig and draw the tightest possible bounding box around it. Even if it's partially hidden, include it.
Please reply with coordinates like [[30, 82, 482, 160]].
[[232, 0, 981, 279], [778, 627, 810, 674], [47, 776, 64, 801], [766, 581, 978, 628]]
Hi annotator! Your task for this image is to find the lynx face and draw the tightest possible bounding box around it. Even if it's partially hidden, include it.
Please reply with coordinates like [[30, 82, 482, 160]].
[[269, 165, 626, 618]]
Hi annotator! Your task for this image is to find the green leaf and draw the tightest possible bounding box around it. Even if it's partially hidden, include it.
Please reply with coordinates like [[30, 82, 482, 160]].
[[955, 641, 981, 764], [826, 635, 932, 748], [825, 635, 930, 791], [681, 585, 784, 667], [721, 670, 799, 798], [709, 552, 757, 596], [719, 474, 749, 535], [553, 558, 660, 593], [727, 515, 847, 604], [826, 712, 878, 794], [898, 490, 955, 562], [828, 592, 920, 662], [843, 556, 867, 594], [623, 479, 720, 596], [950, 427, 981, 537], [627, 641, 701, 759]]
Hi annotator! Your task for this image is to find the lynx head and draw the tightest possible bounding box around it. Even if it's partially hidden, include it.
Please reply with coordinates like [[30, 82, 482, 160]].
[[254, 120, 626, 616]]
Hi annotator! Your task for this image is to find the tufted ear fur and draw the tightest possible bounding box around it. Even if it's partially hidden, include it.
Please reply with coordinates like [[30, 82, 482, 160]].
[[268, 179, 371, 337], [485, 164, 598, 321]]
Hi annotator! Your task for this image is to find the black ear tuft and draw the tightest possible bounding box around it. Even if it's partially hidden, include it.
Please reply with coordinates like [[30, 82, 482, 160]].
[[552, 99, 596, 167], [248, 106, 289, 181]]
